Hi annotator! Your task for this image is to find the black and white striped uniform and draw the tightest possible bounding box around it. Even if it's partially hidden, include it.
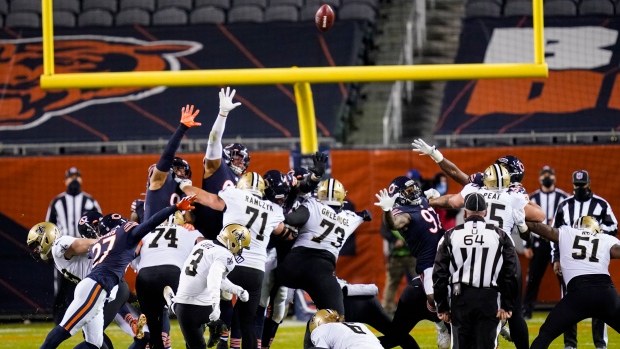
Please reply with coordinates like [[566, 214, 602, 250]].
[[551, 193, 618, 348], [433, 215, 518, 349]]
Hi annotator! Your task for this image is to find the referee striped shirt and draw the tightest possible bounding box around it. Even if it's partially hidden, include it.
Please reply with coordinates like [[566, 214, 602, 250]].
[[433, 215, 518, 313], [526, 188, 568, 247], [46, 191, 101, 238], [551, 193, 617, 263]]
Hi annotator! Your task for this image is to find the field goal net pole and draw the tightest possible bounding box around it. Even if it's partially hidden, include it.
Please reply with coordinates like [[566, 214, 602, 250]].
[[39, 0, 546, 154]]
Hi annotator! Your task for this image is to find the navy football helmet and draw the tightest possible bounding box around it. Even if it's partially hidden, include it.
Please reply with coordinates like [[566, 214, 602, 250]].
[[388, 176, 422, 206], [172, 157, 191, 180], [98, 213, 129, 235], [78, 211, 104, 239], [264, 170, 292, 206], [495, 155, 525, 183], [223, 143, 250, 176]]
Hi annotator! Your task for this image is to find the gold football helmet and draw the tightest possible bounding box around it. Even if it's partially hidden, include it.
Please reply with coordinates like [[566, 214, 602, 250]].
[[163, 210, 186, 226], [574, 216, 602, 235], [309, 309, 344, 333], [236, 172, 265, 198], [483, 163, 511, 191], [27, 222, 61, 260], [317, 179, 346, 206], [217, 223, 251, 256]]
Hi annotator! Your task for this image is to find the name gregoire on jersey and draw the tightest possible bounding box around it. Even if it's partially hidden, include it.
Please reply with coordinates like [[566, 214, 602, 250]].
[[245, 194, 274, 212], [321, 208, 350, 227]]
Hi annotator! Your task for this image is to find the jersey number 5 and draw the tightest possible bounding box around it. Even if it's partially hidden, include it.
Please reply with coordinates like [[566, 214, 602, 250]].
[[91, 235, 117, 267], [572, 236, 600, 262], [311, 219, 345, 247]]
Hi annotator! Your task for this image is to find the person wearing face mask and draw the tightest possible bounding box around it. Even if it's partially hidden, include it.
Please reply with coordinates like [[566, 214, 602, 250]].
[[45, 167, 102, 325], [550, 170, 618, 349], [522, 166, 569, 320]]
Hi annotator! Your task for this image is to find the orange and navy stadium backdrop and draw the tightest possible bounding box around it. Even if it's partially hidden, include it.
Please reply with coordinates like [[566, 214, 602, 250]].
[[439, 17, 620, 134], [1, 146, 620, 315]]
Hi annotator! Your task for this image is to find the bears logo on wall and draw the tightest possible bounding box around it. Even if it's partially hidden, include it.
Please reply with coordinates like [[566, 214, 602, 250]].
[[0, 35, 202, 131]]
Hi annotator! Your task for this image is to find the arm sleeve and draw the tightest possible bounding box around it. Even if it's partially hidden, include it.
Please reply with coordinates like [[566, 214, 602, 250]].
[[432, 233, 452, 313], [205, 115, 228, 160], [601, 204, 618, 236], [206, 260, 227, 305], [284, 205, 311, 227], [497, 230, 518, 312], [298, 177, 320, 194], [128, 206, 176, 245], [221, 277, 243, 296], [156, 124, 189, 172], [344, 283, 379, 296]]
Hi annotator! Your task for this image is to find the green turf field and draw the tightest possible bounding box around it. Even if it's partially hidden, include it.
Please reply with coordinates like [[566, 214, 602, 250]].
[[1, 313, 618, 349]]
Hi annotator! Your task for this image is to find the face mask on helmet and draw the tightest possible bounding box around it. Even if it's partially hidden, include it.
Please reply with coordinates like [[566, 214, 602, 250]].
[[27, 222, 61, 260], [496, 155, 525, 183], [172, 157, 192, 180], [78, 211, 104, 239], [264, 170, 292, 206], [223, 143, 250, 176], [98, 214, 128, 235], [388, 176, 422, 206]]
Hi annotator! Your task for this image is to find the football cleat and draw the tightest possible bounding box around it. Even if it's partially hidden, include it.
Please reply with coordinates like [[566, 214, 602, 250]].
[[499, 320, 512, 342], [135, 314, 147, 340], [207, 319, 229, 348], [163, 286, 176, 315]]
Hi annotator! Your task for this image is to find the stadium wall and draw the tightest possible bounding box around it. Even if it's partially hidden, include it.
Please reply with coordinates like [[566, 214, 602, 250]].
[[1, 145, 619, 314]]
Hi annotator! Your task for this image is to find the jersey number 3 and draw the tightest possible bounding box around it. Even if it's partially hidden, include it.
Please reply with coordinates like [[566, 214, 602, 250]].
[[311, 219, 345, 247], [572, 236, 600, 262]]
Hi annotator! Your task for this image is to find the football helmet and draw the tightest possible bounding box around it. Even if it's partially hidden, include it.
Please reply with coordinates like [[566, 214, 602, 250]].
[[98, 213, 129, 235], [223, 143, 250, 176], [317, 179, 346, 206], [27, 222, 61, 260], [483, 163, 511, 191], [217, 223, 251, 259], [264, 170, 292, 206], [163, 210, 186, 226], [78, 211, 104, 239], [172, 157, 192, 180], [236, 172, 265, 198], [388, 176, 422, 206], [309, 309, 343, 333], [573, 216, 601, 235], [496, 155, 525, 183]]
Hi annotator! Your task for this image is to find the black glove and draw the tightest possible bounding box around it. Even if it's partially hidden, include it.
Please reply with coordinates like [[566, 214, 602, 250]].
[[309, 152, 328, 180], [206, 319, 228, 348], [357, 209, 372, 222]]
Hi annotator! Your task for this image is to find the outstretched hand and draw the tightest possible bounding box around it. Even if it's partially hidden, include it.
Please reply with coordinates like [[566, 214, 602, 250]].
[[180, 104, 201, 128], [374, 189, 398, 212], [176, 195, 197, 211], [219, 87, 242, 116], [309, 152, 328, 179]]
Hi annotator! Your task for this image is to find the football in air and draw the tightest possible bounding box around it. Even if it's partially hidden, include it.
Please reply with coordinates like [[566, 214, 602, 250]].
[[315, 4, 335, 32]]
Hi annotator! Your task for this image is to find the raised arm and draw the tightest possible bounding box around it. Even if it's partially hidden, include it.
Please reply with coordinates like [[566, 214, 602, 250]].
[[128, 196, 196, 245], [514, 208, 560, 243], [179, 182, 226, 211], [204, 87, 241, 179], [150, 105, 200, 190], [412, 139, 469, 186], [430, 193, 464, 209], [375, 189, 410, 230]]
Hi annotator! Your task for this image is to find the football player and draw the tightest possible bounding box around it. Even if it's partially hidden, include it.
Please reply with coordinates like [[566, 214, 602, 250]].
[[163, 223, 252, 349], [374, 176, 447, 349], [514, 213, 620, 348], [276, 179, 371, 317], [134, 211, 204, 349], [308, 309, 383, 349], [179, 172, 296, 349], [39, 196, 196, 349]]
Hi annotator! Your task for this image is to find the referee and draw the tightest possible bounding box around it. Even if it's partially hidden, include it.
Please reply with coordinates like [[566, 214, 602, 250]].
[[551, 170, 618, 349], [522, 166, 568, 319], [433, 193, 518, 348], [45, 167, 101, 324]]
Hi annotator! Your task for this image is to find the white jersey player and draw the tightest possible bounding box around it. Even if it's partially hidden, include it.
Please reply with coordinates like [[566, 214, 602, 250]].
[[164, 224, 251, 349], [309, 309, 382, 349]]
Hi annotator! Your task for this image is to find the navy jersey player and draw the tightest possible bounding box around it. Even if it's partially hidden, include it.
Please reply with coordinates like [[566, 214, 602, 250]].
[[39, 196, 197, 349], [131, 198, 145, 223], [144, 105, 200, 220], [374, 176, 448, 349]]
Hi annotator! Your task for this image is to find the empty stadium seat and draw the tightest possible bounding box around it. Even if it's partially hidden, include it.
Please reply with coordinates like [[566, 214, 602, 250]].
[[579, 0, 615, 15], [0, 0, 7, 15], [339, 3, 376, 22], [10, 0, 41, 13], [543, 0, 577, 16], [465, 1, 501, 17], [120, 0, 156, 12], [190, 6, 226, 23], [503, 1, 532, 16], [83, 0, 118, 13], [342, 0, 379, 10], [270, 0, 303, 8], [299, 5, 318, 20], [78, 9, 114, 26], [152, 7, 188, 25], [233, 0, 268, 8], [115, 8, 151, 25], [6, 12, 40, 27], [305, 0, 341, 10], [157, 0, 192, 11], [54, 10, 76, 27], [265, 5, 299, 21], [228, 5, 264, 22], [53, 0, 80, 14], [195, 0, 232, 9]]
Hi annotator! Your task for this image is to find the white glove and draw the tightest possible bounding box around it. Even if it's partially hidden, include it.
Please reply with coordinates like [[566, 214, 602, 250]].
[[424, 188, 441, 200], [237, 289, 249, 302], [219, 87, 242, 116], [512, 208, 528, 233], [374, 189, 398, 212], [209, 303, 221, 322], [412, 139, 444, 163], [175, 178, 192, 190]]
